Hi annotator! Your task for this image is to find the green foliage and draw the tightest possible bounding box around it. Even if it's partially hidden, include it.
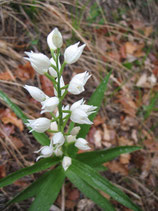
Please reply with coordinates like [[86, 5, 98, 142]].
[[0, 157, 60, 188], [87, 2, 104, 24], [29, 166, 65, 211], [0, 71, 142, 210], [0, 90, 50, 145], [77, 146, 141, 167], [68, 159, 142, 211], [4, 171, 51, 208], [66, 170, 115, 211]]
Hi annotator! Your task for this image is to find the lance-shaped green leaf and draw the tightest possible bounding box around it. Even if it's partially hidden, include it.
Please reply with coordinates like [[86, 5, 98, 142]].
[[70, 159, 142, 211], [66, 169, 115, 211], [0, 157, 60, 188], [29, 166, 65, 211], [0, 90, 50, 145], [3, 171, 51, 209], [77, 146, 141, 167]]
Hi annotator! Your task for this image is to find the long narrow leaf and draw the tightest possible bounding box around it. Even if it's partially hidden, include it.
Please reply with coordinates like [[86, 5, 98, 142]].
[[0, 90, 50, 145], [29, 166, 65, 211], [66, 170, 115, 211], [70, 159, 142, 211], [3, 171, 51, 209], [77, 146, 141, 167], [0, 157, 60, 188]]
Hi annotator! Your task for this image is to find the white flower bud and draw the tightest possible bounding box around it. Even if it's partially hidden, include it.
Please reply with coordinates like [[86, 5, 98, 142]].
[[51, 132, 65, 146], [35, 145, 54, 161], [41, 97, 59, 114], [24, 51, 51, 74], [75, 138, 91, 150], [70, 126, 81, 136], [49, 57, 61, 78], [54, 147, 63, 156], [64, 42, 86, 64], [67, 135, 76, 143], [47, 28, 63, 50], [70, 99, 97, 124], [24, 85, 47, 102], [26, 117, 51, 133], [50, 121, 58, 131], [54, 76, 65, 96], [68, 72, 91, 95], [62, 156, 72, 171]]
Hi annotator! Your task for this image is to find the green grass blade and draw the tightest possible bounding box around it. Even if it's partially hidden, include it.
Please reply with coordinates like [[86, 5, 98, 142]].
[[76, 146, 141, 166], [70, 159, 142, 211], [0, 90, 50, 145], [0, 157, 60, 188], [66, 170, 115, 211], [29, 166, 65, 211]]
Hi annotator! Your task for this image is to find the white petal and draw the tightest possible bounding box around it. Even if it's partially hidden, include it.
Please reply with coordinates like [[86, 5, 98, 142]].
[[62, 156, 72, 171]]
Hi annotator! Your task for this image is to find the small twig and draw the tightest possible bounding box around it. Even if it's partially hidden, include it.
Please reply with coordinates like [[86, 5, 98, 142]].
[[61, 181, 65, 211]]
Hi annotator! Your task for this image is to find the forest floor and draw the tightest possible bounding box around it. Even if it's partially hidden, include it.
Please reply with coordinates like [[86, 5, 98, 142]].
[[0, 0, 158, 210]]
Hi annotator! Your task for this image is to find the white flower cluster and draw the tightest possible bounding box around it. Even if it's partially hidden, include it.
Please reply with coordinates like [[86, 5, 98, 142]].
[[24, 28, 97, 171]]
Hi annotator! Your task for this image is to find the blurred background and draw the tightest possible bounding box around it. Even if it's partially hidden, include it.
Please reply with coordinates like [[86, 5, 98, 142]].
[[0, 0, 158, 210]]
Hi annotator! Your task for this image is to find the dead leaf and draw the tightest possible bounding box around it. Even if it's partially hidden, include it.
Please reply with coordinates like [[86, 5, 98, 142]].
[[0, 165, 6, 179], [15, 62, 35, 81], [124, 42, 145, 58], [117, 91, 137, 117], [11, 137, 24, 149], [143, 26, 153, 37], [40, 75, 54, 96], [94, 129, 102, 148], [94, 115, 105, 126], [136, 73, 147, 87], [68, 188, 80, 201], [0, 108, 24, 131], [14, 180, 28, 187], [125, 42, 138, 55], [120, 154, 131, 165], [105, 161, 128, 176], [1, 124, 15, 136], [0, 72, 13, 81], [118, 137, 133, 146]]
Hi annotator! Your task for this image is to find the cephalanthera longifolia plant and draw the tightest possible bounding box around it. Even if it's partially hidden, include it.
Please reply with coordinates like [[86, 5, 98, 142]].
[[0, 28, 142, 211]]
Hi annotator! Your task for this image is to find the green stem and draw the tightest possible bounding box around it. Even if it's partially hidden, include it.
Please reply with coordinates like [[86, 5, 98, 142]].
[[59, 61, 66, 77], [44, 73, 57, 89], [47, 129, 58, 133], [62, 114, 71, 131], [56, 48, 63, 131], [60, 90, 68, 102], [61, 84, 69, 90]]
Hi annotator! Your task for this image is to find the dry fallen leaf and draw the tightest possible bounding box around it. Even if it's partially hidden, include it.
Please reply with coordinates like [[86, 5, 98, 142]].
[[117, 90, 137, 117], [105, 161, 128, 176], [40, 75, 54, 96], [93, 129, 102, 148], [0, 165, 6, 179], [120, 153, 131, 165], [15, 62, 35, 81], [0, 72, 14, 81], [11, 136, 24, 149], [0, 108, 24, 131]]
